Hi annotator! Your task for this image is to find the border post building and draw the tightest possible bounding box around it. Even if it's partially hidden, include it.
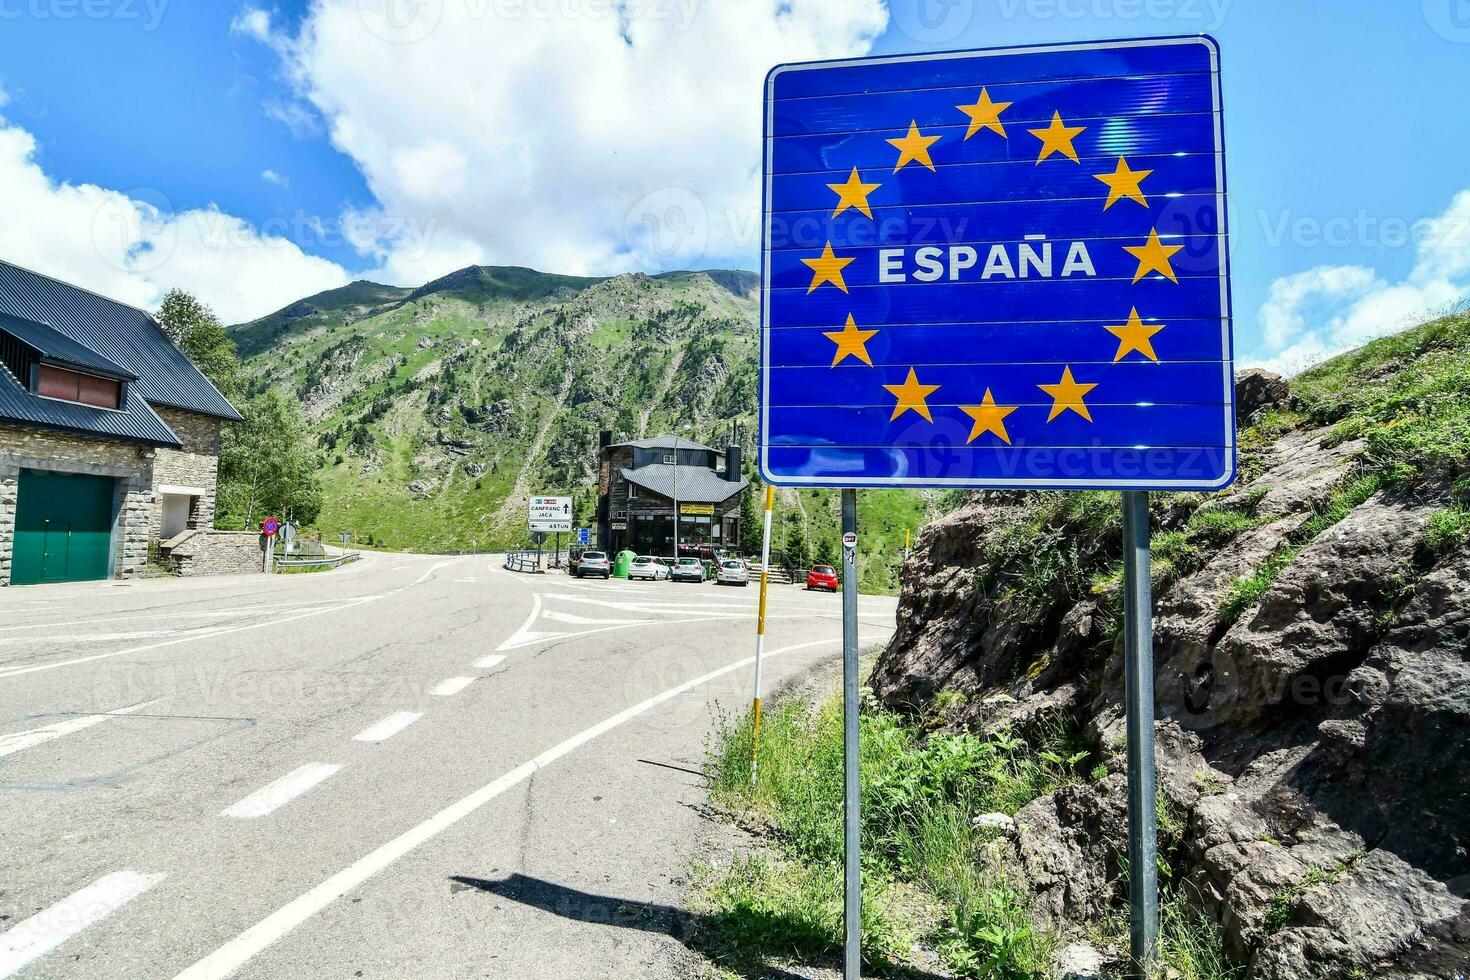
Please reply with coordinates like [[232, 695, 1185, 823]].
[[596, 433, 748, 557]]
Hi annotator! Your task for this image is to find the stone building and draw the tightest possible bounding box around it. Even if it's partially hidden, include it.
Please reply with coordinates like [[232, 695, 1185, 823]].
[[0, 259, 249, 586], [595, 433, 748, 556]]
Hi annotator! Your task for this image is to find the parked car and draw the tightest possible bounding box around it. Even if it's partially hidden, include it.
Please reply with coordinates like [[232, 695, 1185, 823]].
[[670, 557, 707, 583], [715, 558, 749, 586], [574, 550, 610, 579], [806, 564, 839, 592], [627, 555, 669, 581]]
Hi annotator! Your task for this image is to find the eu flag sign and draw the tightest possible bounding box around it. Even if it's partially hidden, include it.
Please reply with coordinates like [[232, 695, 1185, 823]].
[[759, 36, 1233, 490]]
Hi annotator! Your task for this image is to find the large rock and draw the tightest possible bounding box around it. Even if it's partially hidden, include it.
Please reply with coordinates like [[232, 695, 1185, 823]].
[[874, 422, 1470, 975], [1235, 368, 1290, 420]]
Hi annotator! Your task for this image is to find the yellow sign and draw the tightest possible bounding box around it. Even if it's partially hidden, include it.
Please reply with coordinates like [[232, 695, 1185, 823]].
[[680, 503, 715, 516]]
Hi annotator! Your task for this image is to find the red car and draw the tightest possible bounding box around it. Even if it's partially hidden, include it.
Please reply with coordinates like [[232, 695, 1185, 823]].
[[806, 564, 839, 592]]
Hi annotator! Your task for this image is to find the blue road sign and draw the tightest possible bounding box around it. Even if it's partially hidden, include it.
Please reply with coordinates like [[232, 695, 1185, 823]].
[[758, 36, 1234, 490], [577, 526, 591, 546]]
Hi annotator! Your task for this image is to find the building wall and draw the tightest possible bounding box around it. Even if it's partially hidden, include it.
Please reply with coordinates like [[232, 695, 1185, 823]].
[[150, 405, 223, 535], [0, 423, 155, 586], [164, 529, 262, 576]]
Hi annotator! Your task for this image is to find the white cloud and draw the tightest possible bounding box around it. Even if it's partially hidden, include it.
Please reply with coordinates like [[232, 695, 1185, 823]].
[[230, 7, 276, 44], [1250, 190, 1470, 374], [260, 168, 290, 188], [257, 0, 888, 283], [0, 109, 349, 323]]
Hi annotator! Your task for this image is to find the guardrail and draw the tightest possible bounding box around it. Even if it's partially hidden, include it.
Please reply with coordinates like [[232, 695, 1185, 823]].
[[504, 551, 542, 574], [274, 551, 361, 572]]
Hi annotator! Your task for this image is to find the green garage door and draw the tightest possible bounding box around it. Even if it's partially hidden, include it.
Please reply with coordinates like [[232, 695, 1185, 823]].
[[11, 470, 116, 585]]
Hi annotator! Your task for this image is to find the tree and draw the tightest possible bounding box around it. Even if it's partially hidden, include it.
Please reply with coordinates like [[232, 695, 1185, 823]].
[[156, 289, 243, 403], [813, 535, 838, 569], [740, 475, 763, 554], [784, 514, 810, 571], [215, 388, 324, 529]]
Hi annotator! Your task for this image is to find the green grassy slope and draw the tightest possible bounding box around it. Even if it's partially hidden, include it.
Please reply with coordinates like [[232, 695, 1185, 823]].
[[231, 265, 942, 579]]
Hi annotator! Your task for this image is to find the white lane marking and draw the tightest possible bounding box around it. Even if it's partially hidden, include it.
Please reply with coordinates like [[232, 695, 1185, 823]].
[[0, 599, 378, 681], [471, 655, 506, 670], [429, 676, 476, 697], [539, 594, 747, 614], [0, 601, 336, 634], [170, 637, 849, 980], [0, 697, 170, 759], [0, 870, 165, 978], [493, 610, 818, 653], [0, 630, 179, 646], [351, 712, 423, 743], [540, 610, 654, 626], [452, 578, 478, 584], [494, 592, 547, 652], [221, 764, 341, 819]]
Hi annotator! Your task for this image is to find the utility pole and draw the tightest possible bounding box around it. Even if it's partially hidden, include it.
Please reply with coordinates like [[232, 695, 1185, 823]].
[[672, 434, 680, 559]]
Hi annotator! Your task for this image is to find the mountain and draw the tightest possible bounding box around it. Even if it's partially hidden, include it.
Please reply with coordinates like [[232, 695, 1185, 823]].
[[229, 264, 932, 585], [875, 312, 1470, 976]]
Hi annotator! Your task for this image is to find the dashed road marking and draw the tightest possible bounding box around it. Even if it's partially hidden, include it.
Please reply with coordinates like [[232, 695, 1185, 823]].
[[0, 870, 165, 978], [429, 676, 476, 697], [221, 764, 342, 819], [351, 712, 423, 743], [0, 697, 170, 759], [169, 638, 847, 980]]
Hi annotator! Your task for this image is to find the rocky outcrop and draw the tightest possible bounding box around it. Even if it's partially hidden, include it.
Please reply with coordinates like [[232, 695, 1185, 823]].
[[873, 360, 1470, 976]]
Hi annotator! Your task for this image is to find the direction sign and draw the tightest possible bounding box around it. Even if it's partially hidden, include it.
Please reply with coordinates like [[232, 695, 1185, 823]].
[[576, 526, 591, 546], [759, 36, 1233, 490], [528, 495, 573, 533]]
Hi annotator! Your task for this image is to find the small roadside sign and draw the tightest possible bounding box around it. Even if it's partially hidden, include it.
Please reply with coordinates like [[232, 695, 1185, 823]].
[[261, 516, 279, 537], [528, 495, 573, 533], [841, 531, 857, 550], [576, 527, 591, 546], [281, 522, 297, 543]]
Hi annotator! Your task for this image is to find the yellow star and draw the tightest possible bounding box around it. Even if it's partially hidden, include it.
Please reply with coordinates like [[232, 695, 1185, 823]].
[[884, 368, 940, 422], [956, 88, 1012, 140], [826, 168, 882, 219], [1094, 157, 1153, 210], [1124, 229, 1185, 283], [960, 389, 1018, 444], [886, 120, 941, 173], [1038, 366, 1098, 422], [1028, 111, 1086, 164], [823, 314, 879, 367], [801, 242, 855, 293], [1105, 308, 1166, 362]]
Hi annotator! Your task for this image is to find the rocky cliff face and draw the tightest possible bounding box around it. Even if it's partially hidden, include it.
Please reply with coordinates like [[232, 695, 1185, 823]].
[[874, 314, 1470, 978]]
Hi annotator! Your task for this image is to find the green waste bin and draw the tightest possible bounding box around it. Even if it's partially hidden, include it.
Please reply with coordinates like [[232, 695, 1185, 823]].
[[613, 550, 636, 579]]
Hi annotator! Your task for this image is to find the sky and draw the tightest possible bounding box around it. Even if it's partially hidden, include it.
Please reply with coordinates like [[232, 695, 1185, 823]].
[[0, 1, 1468, 373]]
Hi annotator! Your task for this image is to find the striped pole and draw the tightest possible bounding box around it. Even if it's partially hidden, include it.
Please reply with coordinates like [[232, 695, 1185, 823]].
[[750, 485, 776, 786]]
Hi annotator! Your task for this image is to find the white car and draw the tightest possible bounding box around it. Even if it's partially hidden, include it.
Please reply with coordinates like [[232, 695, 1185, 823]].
[[716, 558, 749, 586], [627, 555, 669, 581]]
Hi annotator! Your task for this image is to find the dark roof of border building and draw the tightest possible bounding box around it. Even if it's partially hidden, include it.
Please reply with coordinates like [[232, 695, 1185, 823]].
[[0, 311, 136, 379], [608, 435, 716, 453], [0, 359, 182, 447], [620, 463, 748, 504], [0, 260, 242, 422]]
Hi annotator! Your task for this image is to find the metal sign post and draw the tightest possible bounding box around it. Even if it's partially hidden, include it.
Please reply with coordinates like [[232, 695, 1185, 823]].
[[1122, 491, 1159, 972], [749, 486, 776, 786], [840, 492, 861, 978]]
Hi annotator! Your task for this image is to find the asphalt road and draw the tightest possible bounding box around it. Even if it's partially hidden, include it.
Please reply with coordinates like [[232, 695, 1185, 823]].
[[0, 553, 897, 979]]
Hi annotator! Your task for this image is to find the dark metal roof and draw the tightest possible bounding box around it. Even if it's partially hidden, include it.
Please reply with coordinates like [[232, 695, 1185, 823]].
[[621, 463, 747, 503], [0, 260, 242, 421], [0, 310, 136, 379], [0, 360, 181, 447], [609, 434, 715, 452]]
